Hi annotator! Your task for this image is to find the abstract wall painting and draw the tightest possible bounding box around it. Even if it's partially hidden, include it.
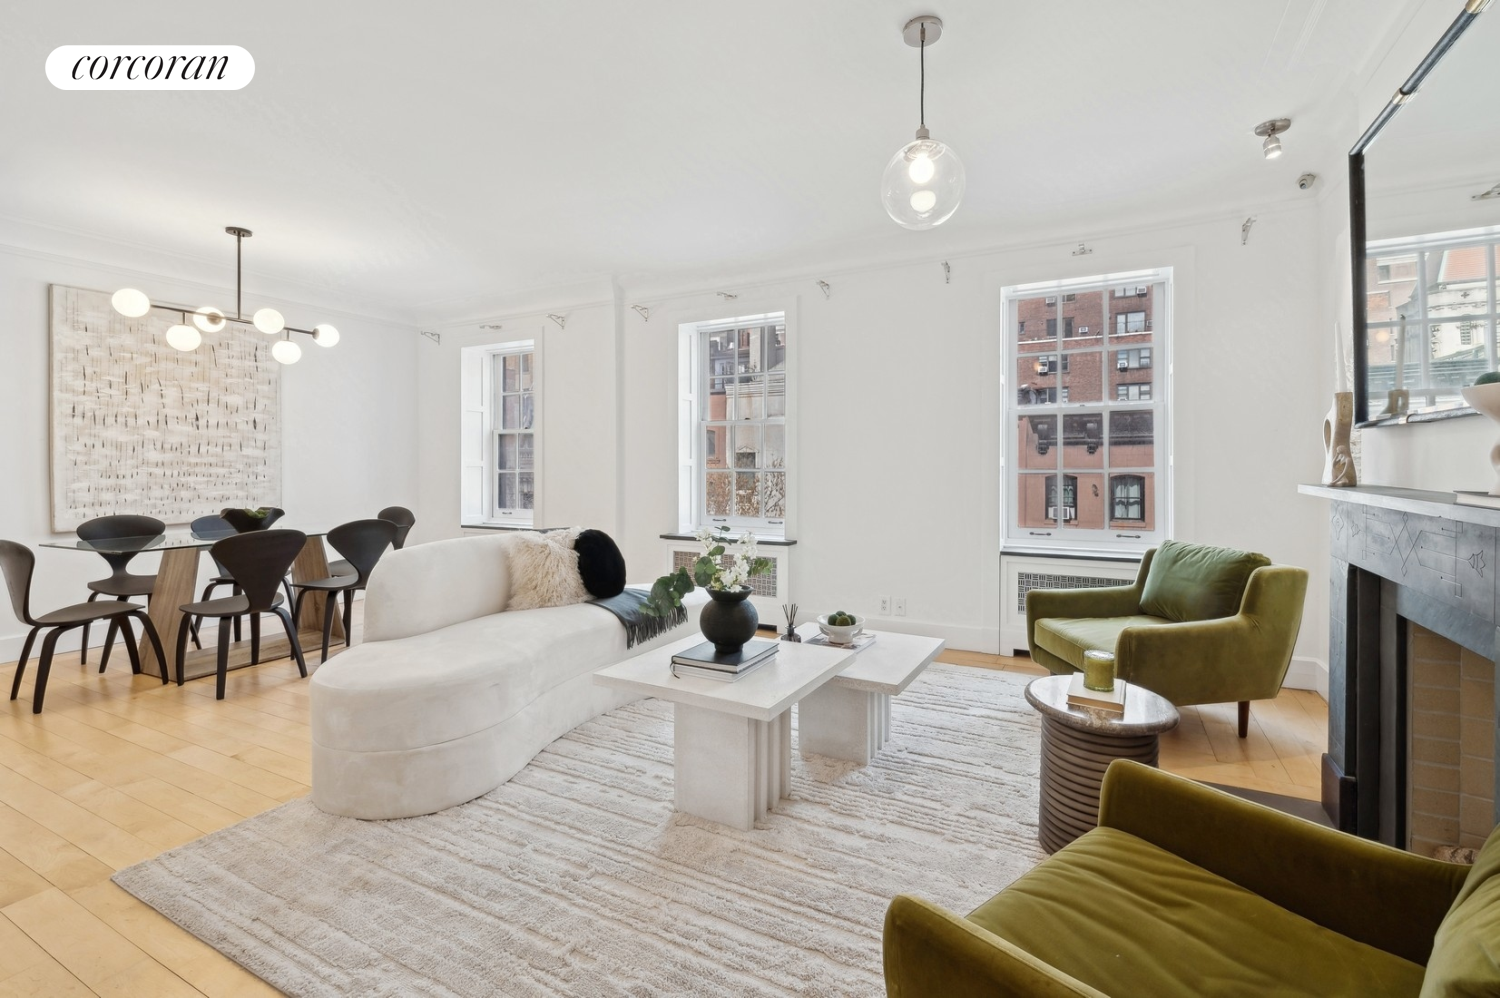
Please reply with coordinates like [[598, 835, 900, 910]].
[[49, 284, 282, 530]]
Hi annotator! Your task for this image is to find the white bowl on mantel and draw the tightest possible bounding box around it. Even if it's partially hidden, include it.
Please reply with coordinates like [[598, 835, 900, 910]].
[[816, 613, 864, 645], [1461, 382, 1500, 421], [1460, 382, 1500, 497]]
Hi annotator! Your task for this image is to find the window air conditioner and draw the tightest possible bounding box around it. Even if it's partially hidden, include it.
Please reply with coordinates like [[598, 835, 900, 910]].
[[1136, 287, 1147, 297], [1045, 296, 1057, 305], [1118, 358, 1129, 370], [1078, 326, 1089, 334], [1046, 507, 1077, 521]]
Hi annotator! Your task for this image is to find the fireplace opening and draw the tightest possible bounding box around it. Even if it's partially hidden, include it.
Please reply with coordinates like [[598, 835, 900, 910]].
[[1408, 624, 1495, 858]]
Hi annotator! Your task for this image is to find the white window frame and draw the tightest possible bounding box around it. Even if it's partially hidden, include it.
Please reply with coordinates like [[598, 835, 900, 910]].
[[1001, 269, 1172, 554], [1365, 226, 1500, 416], [461, 339, 538, 528], [677, 311, 788, 538]]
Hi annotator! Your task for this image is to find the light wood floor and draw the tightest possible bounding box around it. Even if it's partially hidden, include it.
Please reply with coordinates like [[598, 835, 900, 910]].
[[941, 649, 1329, 803], [0, 626, 1328, 997]]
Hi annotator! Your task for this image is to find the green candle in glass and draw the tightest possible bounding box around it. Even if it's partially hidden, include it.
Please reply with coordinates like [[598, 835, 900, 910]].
[[1082, 650, 1116, 693]]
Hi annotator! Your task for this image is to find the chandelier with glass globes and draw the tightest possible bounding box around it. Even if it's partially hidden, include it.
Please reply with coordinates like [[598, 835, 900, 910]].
[[110, 226, 339, 365]]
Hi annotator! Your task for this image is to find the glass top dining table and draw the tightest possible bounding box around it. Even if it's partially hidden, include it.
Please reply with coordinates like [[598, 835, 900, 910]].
[[40, 523, 344, 683], [40, 524, 331, 555]]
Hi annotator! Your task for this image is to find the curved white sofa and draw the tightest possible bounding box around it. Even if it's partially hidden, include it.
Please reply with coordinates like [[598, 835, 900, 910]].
[[310, 533, 704, 820]]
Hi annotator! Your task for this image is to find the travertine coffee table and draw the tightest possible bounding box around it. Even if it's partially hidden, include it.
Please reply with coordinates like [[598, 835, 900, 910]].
[[793, 624, 945, 764], [1024, 675, 1179, 853], [593, 634, 853, 830]]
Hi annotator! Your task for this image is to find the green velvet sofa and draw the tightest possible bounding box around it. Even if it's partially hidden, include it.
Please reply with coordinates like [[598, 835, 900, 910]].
[[1025, 540, 1308, 736], [884, 761, 1499, 998]]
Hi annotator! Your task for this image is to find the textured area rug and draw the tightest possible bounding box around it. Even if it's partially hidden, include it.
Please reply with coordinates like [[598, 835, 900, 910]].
[[114, 665, 1046, 997]]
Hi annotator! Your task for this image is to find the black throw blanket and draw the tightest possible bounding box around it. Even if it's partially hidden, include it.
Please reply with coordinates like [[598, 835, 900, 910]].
[[589, 588, 687, 648]]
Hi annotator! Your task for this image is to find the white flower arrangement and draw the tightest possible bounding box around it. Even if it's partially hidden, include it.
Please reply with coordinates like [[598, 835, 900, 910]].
[[643, 526, 772, 617]]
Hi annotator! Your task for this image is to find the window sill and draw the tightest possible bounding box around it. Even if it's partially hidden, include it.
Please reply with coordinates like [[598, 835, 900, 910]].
[[461, 522, 538, 532], [660, 532, 797, 547], [1001, 545, 1144, 563], [1356, 405, 1477, 429]]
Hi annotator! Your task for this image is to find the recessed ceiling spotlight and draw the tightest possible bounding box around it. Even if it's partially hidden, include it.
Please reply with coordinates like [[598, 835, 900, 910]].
[[1254, 119, 1292, 159]]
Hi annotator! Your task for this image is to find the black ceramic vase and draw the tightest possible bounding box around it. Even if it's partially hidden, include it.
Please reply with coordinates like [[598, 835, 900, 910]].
[[220, 506, 285, 533], [699, 586, 758, 655]]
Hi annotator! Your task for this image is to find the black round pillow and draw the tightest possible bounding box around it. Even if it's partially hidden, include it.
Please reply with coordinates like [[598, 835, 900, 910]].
[[574, 529, 627, 598]]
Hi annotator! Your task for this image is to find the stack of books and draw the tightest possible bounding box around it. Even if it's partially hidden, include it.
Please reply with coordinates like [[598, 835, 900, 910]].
[[671, 639, 778, 682], [1454, 490, 1500, 510], [1066, 672, 1127, 714]]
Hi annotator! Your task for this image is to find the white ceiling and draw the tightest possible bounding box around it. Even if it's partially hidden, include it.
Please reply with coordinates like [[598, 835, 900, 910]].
[[0, 1, 1418, 321]]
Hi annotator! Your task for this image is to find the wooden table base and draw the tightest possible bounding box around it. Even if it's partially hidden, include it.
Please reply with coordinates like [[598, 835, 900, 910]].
[[1037, 719, 1159, 854], [137, 537, 347, 681]]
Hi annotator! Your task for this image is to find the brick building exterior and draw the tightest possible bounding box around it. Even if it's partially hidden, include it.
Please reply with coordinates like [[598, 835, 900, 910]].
[[1013, 284, 1159, 533]]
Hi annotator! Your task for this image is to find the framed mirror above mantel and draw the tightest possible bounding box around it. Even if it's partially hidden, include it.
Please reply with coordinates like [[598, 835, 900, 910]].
[[1351, 0, 1500, 427]]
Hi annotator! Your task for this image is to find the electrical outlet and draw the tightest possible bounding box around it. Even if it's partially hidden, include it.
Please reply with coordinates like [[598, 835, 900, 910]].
[[878, 595, 891, 616], [893, 597, 907, 617]]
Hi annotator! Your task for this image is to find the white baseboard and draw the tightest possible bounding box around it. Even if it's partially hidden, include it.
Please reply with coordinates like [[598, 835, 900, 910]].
[[1282, 655, 1328, 699], [861, 617, 999, 656], [999, 625, 1029, 658]]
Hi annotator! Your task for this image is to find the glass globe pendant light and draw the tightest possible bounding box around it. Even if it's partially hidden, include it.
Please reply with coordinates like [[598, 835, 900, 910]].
[[193, 306, 226, 332], [271, 335, 301, 365], [253, 307, 285, 334], [111, 288, 151, 317], [165, 320, 202, 351], [881, 15, 965, 230]]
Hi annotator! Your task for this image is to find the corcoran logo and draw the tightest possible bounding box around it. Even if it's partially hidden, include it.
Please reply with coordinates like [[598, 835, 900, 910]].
[[45, 45, 254, 90]]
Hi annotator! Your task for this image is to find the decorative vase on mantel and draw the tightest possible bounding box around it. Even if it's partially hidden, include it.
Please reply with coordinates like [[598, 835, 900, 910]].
[[699, 586, 759, 655], [1460, 383, 1500, 496], [1321, 392, 1356, 487]]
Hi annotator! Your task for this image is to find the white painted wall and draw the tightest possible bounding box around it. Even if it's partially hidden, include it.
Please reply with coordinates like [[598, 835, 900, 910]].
[[412, 202, 1334, 688], [618, 205, 1331, 685], [0, 244, 419, 660], [416, 296, 623, 543]]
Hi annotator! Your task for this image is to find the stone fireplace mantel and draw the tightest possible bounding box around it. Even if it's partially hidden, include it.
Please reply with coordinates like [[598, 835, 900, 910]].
[[1301, 484, 1500, 847]]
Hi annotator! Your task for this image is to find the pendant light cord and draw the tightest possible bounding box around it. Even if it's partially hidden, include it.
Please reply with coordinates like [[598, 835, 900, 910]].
[[919, 25, 926, 130]]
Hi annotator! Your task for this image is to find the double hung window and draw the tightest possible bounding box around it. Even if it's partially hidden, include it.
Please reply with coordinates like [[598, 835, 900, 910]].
[[1003, 271, 1171, 550], [684, 313, 788, 535]]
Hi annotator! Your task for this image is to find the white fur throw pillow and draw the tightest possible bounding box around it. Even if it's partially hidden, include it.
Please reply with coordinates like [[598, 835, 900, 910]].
[[506, 530, 589, 611]]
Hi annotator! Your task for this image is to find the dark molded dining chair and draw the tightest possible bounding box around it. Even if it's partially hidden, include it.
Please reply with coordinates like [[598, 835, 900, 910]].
[[173, 530, 308, 700], [380, 506, 416, 549], [328, 506, 414, 578], [292, 519, 396, 662], [0, 540, 167, 713], [191, 514, 243, 641], [77, 514, 169, 668]]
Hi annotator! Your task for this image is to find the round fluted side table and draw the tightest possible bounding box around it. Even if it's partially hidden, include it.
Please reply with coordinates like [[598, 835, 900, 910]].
[[1024, 675, 1179, 854]]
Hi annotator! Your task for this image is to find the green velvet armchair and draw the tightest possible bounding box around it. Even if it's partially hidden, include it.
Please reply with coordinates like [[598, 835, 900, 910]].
[[1025, 540, 1309, 736], [884, 761, 1498, 998]]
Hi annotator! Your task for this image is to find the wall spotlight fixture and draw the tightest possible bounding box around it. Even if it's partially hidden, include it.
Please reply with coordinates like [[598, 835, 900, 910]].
[[1298, 173, 1318, 191], [110, 226, 339, 365], [1255, 118, 1292, 159], [881, 15, 966, 229]]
